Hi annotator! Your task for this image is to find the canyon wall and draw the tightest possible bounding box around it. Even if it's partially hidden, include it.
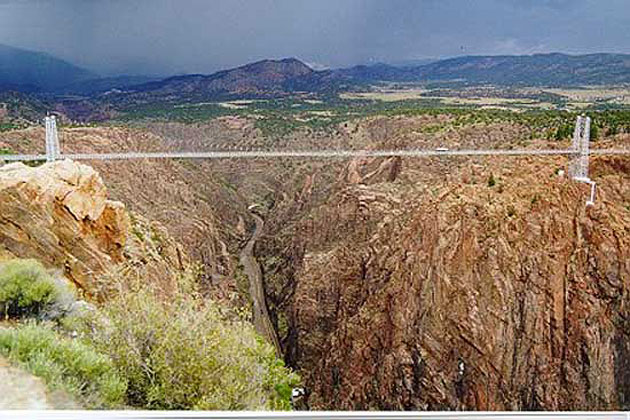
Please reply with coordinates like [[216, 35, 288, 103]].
[[284, 154, 630, 409]]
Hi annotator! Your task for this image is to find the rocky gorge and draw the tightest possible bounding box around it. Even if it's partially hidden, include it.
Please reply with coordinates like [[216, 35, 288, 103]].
[[1, 113, 629, 410], [283, 155, 630, 409]]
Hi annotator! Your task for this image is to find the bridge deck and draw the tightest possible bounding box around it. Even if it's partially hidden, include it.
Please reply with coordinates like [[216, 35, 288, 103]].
[[0, 147, 625, 163], [1, 148, 630, 162]]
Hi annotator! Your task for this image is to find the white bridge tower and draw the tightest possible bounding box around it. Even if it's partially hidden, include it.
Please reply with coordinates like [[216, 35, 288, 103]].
[[568, 115, 596, 206], [45, 115, 60, 162]]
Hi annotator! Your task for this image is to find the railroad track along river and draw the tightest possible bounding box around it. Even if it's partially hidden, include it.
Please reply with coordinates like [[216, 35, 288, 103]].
[[238, 210, 282, 358]]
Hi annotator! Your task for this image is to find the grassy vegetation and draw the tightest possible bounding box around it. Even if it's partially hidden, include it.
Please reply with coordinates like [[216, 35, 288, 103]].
[[23, 160, 46, 167], [71, 267, 299, 410], [0, 323, 126, 408], [0, 257, 299, 410], [0, 123, 19, 132], [110, 93, 630, 141], [0, 259, 58, 319], [116, 102, 236, 123], [378, 107, 629, 141]]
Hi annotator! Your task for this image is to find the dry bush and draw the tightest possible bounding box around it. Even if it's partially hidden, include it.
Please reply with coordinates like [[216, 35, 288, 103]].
[[75, 266, 299, 410]]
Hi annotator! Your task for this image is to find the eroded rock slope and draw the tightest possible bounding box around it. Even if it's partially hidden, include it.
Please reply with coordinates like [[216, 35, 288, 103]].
[[0, 160, 187, 295], [285, 155, 630, 410]]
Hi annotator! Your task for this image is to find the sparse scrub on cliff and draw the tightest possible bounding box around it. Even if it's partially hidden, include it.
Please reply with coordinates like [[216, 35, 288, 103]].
[[0, 323, 126, 408], [487, 173, 496, 187], [23, 160, 45, 167], [507, 205, 517, 217], [554, 123, 573, 141], [590, 122, 600, 141], [0, 123, 19, 132], [0, 259, 58, 319], [76, 269, 299, 410]]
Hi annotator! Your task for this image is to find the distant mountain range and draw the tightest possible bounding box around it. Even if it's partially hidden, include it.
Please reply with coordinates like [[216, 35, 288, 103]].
[[1, 44, 629, 100], [325, 53, 630, 86], [105, 53, 630, 104], [0, 44, 95, 92], [406, 53, 630, 86], [122, 53, 630, 103], [0, 44, 157, 94]]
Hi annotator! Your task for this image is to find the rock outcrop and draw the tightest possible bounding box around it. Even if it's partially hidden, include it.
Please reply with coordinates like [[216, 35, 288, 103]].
[[0, 356, 78, 409], [0, 160, 186, 294], [287, 155, 630, 410]]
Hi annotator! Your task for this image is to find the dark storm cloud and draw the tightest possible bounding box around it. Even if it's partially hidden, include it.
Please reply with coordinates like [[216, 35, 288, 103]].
[[0, 0, 628, 76]]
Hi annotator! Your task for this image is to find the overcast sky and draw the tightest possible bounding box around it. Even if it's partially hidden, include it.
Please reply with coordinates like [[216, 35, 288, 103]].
[[1, 0, 629, 76]]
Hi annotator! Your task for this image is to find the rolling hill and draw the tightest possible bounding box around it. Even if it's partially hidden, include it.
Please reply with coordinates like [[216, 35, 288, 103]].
[[128, 58, 315, 99]]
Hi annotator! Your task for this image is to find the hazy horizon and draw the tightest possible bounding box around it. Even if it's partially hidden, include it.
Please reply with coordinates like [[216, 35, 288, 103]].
[[1, 0, 629, 77]]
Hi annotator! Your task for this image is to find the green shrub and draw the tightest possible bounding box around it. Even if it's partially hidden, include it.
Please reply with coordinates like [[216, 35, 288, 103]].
[[487, 173, 496, 188], [590, 123, 600, 141], [0, 323, 126, 408], [0, 259, 58, 319], [81, 272, 300, 410], [554, 124, 573, 141]]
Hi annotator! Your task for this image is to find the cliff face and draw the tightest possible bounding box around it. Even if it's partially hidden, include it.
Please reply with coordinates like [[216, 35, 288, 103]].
[[0, 125, 255, 301], [2, 116, 629, 410], [0, 160, 186, 295], [287, 155, 630, 410]]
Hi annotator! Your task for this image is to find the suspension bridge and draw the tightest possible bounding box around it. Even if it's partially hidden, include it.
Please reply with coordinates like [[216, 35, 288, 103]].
[[1, 114, 628, 205]]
